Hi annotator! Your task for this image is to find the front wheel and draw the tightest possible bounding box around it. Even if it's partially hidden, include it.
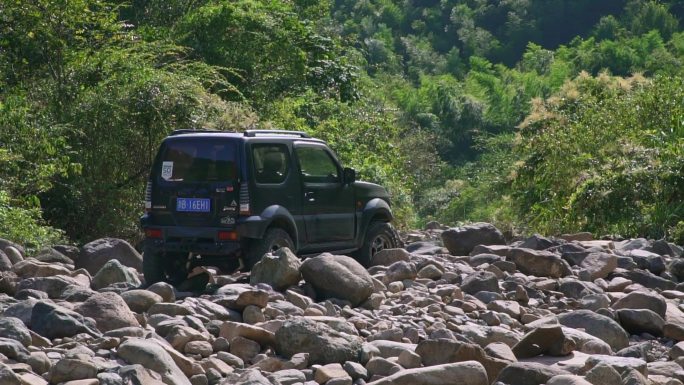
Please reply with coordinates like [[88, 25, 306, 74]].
[[353, 222, 401, 267], [244, 228, 295, 270]]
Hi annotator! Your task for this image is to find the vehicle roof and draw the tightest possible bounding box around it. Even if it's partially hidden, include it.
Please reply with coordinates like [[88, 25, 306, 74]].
[[165, 130, 326, 144]]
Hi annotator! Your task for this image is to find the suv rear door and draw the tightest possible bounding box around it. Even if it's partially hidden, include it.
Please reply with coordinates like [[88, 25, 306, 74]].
[[294, 143, 355, 246], [150, 137, 240, 228]]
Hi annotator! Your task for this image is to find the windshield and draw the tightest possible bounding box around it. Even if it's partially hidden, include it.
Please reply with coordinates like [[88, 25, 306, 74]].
[[158, 138, 237, 182]]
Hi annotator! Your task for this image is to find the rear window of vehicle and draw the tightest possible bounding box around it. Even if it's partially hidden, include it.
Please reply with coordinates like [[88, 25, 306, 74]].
[[157, 139, 237, 182]]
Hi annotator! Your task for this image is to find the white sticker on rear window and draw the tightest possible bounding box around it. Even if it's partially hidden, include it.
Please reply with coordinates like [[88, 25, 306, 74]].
[[161, 161, 174, 180]]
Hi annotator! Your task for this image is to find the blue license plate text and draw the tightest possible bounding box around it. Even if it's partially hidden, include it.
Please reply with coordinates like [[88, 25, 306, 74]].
[[177, 198, 210, 212]]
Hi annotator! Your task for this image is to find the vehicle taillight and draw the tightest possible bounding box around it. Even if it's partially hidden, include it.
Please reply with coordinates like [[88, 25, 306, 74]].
[[144, 179, 152, 213], [218, 231, 238, 241], [145, 228, 162, 239], [239, 182, 251, 215]]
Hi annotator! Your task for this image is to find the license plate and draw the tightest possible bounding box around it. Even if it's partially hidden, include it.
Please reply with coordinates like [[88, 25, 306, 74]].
[[176, 198, 211, 212]]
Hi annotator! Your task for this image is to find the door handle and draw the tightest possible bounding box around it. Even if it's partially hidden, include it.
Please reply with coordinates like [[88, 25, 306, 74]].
[[304, 191, 315, 202]]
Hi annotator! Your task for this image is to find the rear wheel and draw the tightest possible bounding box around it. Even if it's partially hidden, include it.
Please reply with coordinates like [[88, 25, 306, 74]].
[[244, 227, 295, 270], [142, 246, 188, 286], [353, 221, 401, 267], [142, 245, 164, 287]]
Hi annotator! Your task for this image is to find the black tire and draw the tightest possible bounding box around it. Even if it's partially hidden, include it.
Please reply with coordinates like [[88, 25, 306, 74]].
[[353, 221, 401, 267], [143, 246, 188, 287], [244, 227, 295, 270], [142, 245, 164, 287]]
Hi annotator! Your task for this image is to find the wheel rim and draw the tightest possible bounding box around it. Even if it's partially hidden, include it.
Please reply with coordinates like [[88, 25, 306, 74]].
[[370, 234, 391, 256], [270, 239, 291, 253]]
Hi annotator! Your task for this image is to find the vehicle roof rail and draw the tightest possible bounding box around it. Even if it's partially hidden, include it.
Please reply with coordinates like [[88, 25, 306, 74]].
[[244, 130, 310, 138], [170, 129, 223, 136]]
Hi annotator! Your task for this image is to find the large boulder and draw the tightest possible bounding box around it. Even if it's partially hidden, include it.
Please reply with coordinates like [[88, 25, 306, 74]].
[[495, 362, 570, 385], [612, 290, 667, 318], [512, 325, 575, 358], [30, 301, 100, 339], [74, 291, 140, 332], [91, 259, 141, 290], [441, 223, 506, 256], [461, 271, 500, 295], [15, 275, 87, 299], [12, 259, 72, 278], [558, 310, 629, 351], [415, 339, 508, 381], [579, 252, 617, 280], [77, 238, 142, 275], [366, 361, 488, 385], [0, 317, 31, 347], [275, 318, 364, 365], [117, 338, 192, 385], [509, 248, 572, 278], [616, 309, 665, 337], [300, 254, 374, 306], [249, 248, 301, 291]]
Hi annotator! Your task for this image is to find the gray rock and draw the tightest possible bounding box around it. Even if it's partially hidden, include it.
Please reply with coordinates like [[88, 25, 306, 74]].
[[3, 246, 23, 265], [616, 308, 665, 336], [614, 269, 676, 290], [558, 309, 630, 350], [0, 363, 21, 384], [48, 358, 98, 384], [30, 300, 100, 339], [34, 248, 74, 265], [147, 281, 175, 302], [300, 254, 374, 306], [0, 251, 12, 271], [509, 248, 572, 278], [612, 290, 667, 318], [117, 338, 191, 385], [669, 259, 684, 281], [512, 325, 575, 358], [91, 259, 141, 290], [15, 275, 87, 298], [78, 238, 142, 275], [384, 261, 417, 283], [415, 339, 507, 381], [584, 355, 647, 376], [371, 248, 410, 267], [120, 289, 163, 313], [519, 234, 557, 250], [585, 363, 622, 385], [268, 369, 306, 385], [0, 317, 31, 347], [275, 318, 364, 365], [579, 252, 617, 280], [495, 362, 571, 385], [461, 271, 500, 294], [547, 375, 593, 385], [364, 361, 488, 385], [0, 337, 30, 362], [12, 258, 72, 278], [74, 291, 140, 332], [250, 247, 302, 291], [441, 223, 506, 256], [469, 253, 505, 267]]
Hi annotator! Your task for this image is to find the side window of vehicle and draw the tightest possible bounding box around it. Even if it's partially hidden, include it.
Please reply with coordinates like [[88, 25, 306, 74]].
[[253, 144, 290, 184], [295, 146, 340, 183]]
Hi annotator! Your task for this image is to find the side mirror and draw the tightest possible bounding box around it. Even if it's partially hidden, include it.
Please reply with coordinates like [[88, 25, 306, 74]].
[[343, 167, 356, 184]]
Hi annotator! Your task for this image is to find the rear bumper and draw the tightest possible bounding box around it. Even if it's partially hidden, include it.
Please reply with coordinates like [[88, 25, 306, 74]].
[[141, 214, 268, 255]]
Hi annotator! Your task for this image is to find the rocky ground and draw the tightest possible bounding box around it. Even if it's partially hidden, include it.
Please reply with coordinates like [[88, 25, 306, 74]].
[[1, 223, 684, 385]]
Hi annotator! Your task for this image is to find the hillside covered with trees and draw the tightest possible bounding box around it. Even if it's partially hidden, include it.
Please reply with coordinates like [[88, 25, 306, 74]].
[[1, 0, 683, 251]]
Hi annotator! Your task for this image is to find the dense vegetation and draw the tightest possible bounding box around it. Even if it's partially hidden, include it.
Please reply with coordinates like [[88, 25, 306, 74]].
[[1, 0, 683, 252]]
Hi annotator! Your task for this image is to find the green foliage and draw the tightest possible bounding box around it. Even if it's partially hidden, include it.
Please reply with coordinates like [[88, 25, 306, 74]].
[[512, 73, 684, 238]]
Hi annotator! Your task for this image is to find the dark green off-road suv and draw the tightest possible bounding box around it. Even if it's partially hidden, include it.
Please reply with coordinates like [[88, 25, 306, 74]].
[[141, 129, 400, 285]]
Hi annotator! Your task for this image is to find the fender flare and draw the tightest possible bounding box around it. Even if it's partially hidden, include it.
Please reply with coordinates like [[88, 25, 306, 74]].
[[360, 198, 393, 239], [239, 205, 299, 250]]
